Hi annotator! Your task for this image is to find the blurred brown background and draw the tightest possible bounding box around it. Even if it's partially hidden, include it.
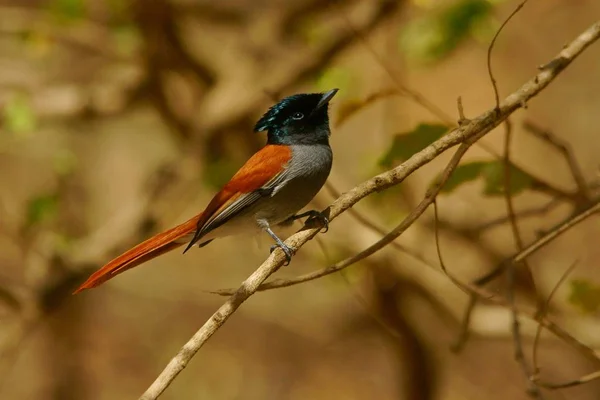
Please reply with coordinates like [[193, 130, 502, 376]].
[[1, 0, 600, 399]]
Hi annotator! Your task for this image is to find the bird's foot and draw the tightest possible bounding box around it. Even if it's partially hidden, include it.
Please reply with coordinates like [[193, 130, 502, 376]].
[[304, 210, 329, 233], [269, 243, 295, 265]]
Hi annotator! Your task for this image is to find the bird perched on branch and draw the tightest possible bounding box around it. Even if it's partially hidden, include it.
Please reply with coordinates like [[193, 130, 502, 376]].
[[74, 89, 338, 293]]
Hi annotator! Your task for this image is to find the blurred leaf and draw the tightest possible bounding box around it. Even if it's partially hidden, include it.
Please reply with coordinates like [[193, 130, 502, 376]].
[[112, 25, 142, 56], [108, 0, 130, 22], [379, 124, 449, 167], [434, 160, 533, 196], [336, 90, 397, 126], [53, 150, 78, 176], [49, 0, 86, 22], [481, 161, 533, 196], [203, 159, 239, 189], [2, 93, 37, 136], [438, 161, 487, 193], [54, 232, 75, 252], [315, 67, 355, 97], [569, 279, 600, 314], [299, 18, 331, 47], [400, 0, 494, 63], [27, 193, 59, 227], [22, 31, 54, 57]]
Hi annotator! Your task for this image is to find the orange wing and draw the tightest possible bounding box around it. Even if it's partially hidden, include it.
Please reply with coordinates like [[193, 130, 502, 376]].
[[73, 144, 291, 294], [184, 144, 292, 250]]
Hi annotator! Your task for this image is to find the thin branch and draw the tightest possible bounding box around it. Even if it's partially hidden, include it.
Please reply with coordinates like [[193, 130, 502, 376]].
[[200, 0, 404, 134], [490, 2, 541, 386], [432, 201, 594, 364], [337, 1, 576, 204], [451, 295, 477, 352], [455, 200, 600, 358], [138, 250, 290, 400], [523, 121, 591, 201], [473, 200, 600, 288], [471, 198, 562, 233], [139, 21, 600, 399], [532, 261, 578, 378], [323, 182, 432, 267], [211, 141, 477, 299], [212, 187, 600, 297], [434, 197, 591, 367], [432, 200, 490, 299], [214, 20, 600, 295], [335, 2, 452, 125], [487, 1, 530, 109], [537, 370, 600, 390], [502, 119, 543, 397]]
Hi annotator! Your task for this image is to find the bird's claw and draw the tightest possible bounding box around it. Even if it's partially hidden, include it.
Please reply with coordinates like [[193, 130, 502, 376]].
[[306, 211, 329, 233], [269, 243, 295, 265]]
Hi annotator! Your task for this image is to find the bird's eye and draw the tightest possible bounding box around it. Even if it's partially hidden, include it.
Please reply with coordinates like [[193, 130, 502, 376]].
[[292, 112, 304, 120]]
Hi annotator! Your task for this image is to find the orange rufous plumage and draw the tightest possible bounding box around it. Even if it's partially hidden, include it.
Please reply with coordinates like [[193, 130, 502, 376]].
[[73, 145, 292, 294]]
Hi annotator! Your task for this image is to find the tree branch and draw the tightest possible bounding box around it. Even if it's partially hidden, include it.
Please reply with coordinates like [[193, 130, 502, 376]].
[[138, 20, 600, 399]]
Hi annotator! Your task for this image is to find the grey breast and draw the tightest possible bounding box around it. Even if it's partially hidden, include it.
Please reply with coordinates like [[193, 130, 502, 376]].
[[256, 143, 333, 224]]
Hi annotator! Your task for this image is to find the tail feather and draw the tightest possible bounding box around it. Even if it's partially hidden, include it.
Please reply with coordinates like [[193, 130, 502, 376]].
[[73, 214, 202, 294]]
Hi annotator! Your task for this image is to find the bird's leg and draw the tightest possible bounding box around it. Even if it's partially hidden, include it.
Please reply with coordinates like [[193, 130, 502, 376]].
[[260, 220, 295, 265], [286, 210, 329, 233]]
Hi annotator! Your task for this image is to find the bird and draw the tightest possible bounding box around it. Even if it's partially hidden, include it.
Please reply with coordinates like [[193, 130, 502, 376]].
[[73, 88, 338, 294]]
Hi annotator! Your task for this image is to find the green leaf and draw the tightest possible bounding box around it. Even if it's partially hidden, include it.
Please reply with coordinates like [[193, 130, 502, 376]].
[[27, 193, 59, 227], [203, 159, 239, 189], [481, 161, 533, 196], [439, 161, 487, 193], [108, 0, 129, 21], [53, 150, 78, 176], [569, 279, 600, 314], [3, 93, 37, 135], [315, 67, 355, 96], [433, 160, 533, 196], [49, 0, 86, 22], [400, 0, 494, 63], [112, 25, 141, 56], [379, 124, 449, 167]]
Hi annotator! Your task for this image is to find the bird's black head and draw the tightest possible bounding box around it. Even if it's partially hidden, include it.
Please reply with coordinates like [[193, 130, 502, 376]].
[[254, 89, 338, 145]]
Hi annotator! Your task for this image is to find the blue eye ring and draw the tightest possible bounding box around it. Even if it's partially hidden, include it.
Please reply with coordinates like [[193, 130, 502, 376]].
[[292, 112, 304, 120]]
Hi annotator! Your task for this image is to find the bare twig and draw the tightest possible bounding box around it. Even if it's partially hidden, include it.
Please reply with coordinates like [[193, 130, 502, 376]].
[[537, 370, 600, 389], [456, 96, 469, 125], [455, 200, 600, 357], [213, 21, 600, 295], [489, 2, 541, 387], [323, 182, 432, 267], [432, 201, 595, 364], [502, 119, 543, 397], [139, 21, 600, 399], [210, 142, 478, 298], [531, 261, 578, 379], [473, 200, 600, 288], [456, 14, 591, 362], [487, 1, 530, 109], [432, 200, 491, 299], [523, 121, 591, 201], [471, 198, 562, 233], [451, 295, 477, 352], [337, 1, 576, 204]]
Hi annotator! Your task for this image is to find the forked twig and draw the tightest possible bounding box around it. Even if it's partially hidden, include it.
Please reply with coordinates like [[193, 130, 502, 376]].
[[523, 121, 591, 201]]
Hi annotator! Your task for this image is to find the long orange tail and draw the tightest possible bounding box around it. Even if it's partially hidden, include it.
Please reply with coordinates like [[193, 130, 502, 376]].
[[73, 214, 202, 294]]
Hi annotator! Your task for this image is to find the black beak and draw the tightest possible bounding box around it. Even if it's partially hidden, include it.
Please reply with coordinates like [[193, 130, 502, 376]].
[[316, 88, 339, 110]]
